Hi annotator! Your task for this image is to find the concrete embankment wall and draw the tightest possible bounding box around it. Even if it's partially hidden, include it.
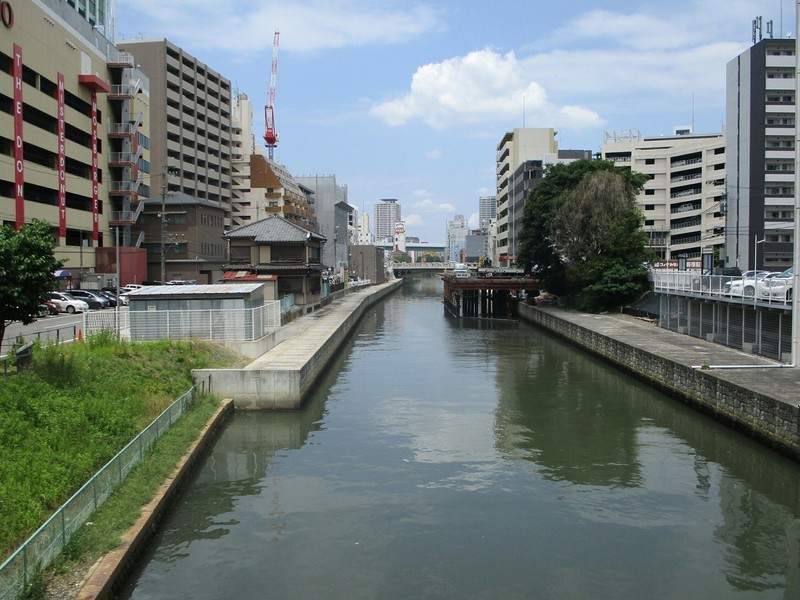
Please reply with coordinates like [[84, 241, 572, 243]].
[[192, 280, 403, 410], [519, 303, 800, 461], [77, 400, 235, 600]]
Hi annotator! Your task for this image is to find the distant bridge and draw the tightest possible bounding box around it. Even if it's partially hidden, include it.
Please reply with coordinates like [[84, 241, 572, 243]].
[[389, 263, 527, 278], [390, 262, 449, 275]]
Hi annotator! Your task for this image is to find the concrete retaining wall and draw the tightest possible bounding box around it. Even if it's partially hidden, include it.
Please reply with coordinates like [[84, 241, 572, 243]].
[[519, 304, 800, 460], [192, 280, 403, 410], [77, 400, 235, 600]]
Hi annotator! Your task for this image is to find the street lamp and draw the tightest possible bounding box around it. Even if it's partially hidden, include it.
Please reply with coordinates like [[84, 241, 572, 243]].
[[754, 235, 765, 308]]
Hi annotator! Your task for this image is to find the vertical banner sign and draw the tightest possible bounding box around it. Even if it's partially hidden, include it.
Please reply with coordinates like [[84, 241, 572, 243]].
[[13, 43, 24, 229], [57, 73, 66, 238], [91, 93, 99, 240]]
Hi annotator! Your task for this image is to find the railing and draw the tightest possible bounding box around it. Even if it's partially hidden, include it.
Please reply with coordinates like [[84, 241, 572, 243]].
[[671, 157, 702, 168], [0, 386, 198, 600], [651, 272, 793, 306], [123, 302, 281, 343], [0, 323, 79, 356]]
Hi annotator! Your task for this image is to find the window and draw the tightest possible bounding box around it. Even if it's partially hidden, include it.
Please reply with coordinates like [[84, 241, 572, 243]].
[[645, 158, 655, 165]]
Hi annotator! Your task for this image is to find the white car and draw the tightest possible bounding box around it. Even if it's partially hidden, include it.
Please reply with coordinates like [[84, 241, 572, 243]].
[[758, 267, 794, 301], [48, 291, 90, 314], [724, 270, 773, 297]]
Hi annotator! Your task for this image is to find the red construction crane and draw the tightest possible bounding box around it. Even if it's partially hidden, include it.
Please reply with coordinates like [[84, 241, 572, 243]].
[[264, 31, 280, 160]]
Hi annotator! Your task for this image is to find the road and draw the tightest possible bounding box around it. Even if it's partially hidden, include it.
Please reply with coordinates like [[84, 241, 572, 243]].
[[1, 311, 86, 355]]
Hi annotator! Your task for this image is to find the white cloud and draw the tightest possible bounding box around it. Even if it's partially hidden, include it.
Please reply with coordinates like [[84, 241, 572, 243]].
[[426, 148, 443, 160], [370, 49, 602, 131], [118, 0, 442, 53], [467, 212, 479, 229], [403, 213, 424, 227], [411, 189, 432, 198], [413, 199, 457, 213]]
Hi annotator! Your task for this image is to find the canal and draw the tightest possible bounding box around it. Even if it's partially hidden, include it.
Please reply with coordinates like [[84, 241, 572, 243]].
[[120, 275, 800, 599]]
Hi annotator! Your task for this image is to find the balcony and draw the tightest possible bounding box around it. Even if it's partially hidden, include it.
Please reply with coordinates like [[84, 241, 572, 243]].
[[106, 51, 135, 68]]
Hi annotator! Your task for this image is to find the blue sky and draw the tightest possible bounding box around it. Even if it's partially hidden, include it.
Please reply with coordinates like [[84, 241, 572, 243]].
[[116, 0, 787, 244]]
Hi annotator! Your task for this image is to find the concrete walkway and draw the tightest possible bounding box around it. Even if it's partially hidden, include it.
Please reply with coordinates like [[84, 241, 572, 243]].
[[534, 308, 799, 407], [192, 279, 403, 409]]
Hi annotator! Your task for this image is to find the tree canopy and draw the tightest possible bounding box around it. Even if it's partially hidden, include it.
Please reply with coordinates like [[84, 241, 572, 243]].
[[517, 159, 651, 312], [0, 220, 63, 349]]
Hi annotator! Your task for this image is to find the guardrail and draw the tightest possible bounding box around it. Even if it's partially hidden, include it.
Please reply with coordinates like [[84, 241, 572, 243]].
[[0, 387, 198, 600], [651, 272, 792, 307]]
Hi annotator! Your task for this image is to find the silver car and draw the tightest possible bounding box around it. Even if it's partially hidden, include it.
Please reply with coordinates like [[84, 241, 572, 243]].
[[48, 291, 90, 314]]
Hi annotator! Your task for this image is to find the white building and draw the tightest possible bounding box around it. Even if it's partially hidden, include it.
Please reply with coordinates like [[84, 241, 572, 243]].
[[602, 129, 726, 266], [495, 128, 591, 265], [374, 199, 401, 242]]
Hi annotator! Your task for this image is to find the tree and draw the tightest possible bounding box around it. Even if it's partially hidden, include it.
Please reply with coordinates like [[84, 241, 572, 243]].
[[517, 159, 651, 312], [0, 220, 63, 349]]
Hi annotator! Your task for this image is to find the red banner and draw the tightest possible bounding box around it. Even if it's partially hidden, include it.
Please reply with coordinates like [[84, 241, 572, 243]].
[[13, 43, 23, 228], [91, 93, 99, 240], [57, 73, 66, 237]]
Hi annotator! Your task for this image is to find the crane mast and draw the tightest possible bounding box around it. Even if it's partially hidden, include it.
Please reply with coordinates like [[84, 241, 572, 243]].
[[264, 31, 280, 160]]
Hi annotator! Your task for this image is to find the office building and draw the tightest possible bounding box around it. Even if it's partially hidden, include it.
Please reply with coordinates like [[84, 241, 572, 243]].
[[726, 37, 796, 271], [295, 175, 350, 273], [602, 129, 726, 264], [495, 128, 591, 265]]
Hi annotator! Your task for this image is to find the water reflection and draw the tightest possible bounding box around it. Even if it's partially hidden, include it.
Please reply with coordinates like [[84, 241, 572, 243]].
[[120, 275, 800, 599]]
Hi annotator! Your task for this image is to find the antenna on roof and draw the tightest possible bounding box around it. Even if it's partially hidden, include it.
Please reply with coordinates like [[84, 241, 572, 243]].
[[752, 16, 763, 45]]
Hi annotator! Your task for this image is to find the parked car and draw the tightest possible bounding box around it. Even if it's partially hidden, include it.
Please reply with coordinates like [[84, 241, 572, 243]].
[[36, 304, 50, 318], [758, 267, 794, 301], [48, 291, 89, 314], [96, 290, 118, 307], [42, 300, 61, 315], [723, 270, 774, 297], [66, 289, 110, 309]]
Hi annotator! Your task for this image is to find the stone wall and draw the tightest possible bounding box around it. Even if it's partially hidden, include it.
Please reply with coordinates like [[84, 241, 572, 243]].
[[519, 304, 800, 461]]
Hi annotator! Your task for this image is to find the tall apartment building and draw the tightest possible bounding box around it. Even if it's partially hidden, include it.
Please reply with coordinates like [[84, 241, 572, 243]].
[[602, 129, 726, 264], [117, 38, 233, 282], [495, 128, 590, 265], [374, 198, 401, 243], [478, 195, 496, 230], [446, 214, 468, 262], [1, 0, 152, 286], [726, 37, 796, 271]]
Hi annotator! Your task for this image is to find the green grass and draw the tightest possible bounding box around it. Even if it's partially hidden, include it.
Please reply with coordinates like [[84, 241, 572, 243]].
[[0, 333, 248, 558]]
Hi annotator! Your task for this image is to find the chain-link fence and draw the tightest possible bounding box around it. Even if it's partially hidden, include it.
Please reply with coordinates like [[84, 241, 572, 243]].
[[84, 302, 281, 343], [0, 387, 197, 600], [659, 294, 792, 362]]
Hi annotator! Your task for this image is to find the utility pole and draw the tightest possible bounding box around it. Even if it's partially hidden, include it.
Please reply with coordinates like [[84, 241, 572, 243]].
[[161, 167, 176, 284]]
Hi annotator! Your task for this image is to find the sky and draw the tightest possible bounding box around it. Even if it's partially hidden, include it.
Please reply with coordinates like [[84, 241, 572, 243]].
[[115, 0, 789, 244]]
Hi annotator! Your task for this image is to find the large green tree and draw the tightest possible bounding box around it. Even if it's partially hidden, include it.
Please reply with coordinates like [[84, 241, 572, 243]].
[[518, 159, 651, 312], [0, 220, 63, 349]]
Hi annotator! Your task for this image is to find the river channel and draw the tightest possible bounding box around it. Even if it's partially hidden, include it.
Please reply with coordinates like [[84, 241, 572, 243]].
[[120, 275, 800, 599]]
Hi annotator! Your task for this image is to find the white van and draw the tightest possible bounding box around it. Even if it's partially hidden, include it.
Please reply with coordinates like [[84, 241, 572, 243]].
[[453, 263, 469, 278]]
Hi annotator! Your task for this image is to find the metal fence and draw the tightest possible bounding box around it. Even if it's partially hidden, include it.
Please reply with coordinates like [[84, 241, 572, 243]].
[[0, 386, 198, 600], [84, 302, 281, 343], [653, 275, 793, 362]]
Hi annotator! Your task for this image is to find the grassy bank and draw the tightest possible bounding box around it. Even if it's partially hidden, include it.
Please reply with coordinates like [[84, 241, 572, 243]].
[[0, 333, 248, 558]]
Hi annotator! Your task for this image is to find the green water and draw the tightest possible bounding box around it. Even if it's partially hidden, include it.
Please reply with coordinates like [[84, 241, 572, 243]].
[[120, 276, 800, 599]]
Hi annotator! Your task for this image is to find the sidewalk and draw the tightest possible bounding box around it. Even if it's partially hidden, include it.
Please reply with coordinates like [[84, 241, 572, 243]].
[[548, 310, 798, 405]]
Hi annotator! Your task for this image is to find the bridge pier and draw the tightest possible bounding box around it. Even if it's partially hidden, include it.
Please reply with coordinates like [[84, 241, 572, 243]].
[[442, 274, 538, 318]]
